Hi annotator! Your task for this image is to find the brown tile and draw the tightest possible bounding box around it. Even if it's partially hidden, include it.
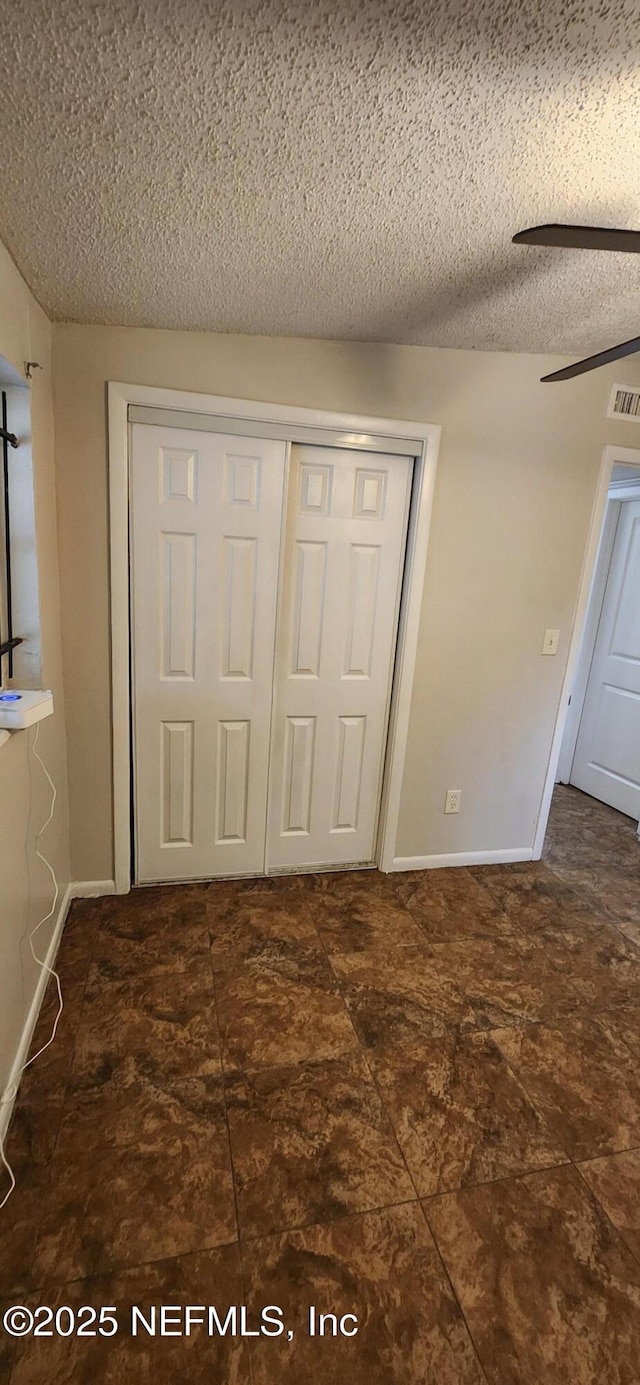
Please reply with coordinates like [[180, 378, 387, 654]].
[[2, 1085, 65, 1174], [208, 867, 388, 904], [54, 904, 99, 987], [330, 946, 461, 1053], [313, 887, 427, 954], [579, 1148, 640, 1264], [597, 1004, 640, 1060], [0, 1163, 50, 1297], [542, 786, 639, 875], [559, 818, 628, 859], [426, 1165, 640, 1385], [225, 1051, 415, 1239], [215, 941, 358, 1071], [236, 868, 421, 955], [56, 1072, 225, 1159], [619, 920, 640, 951], [494, 1017, 640, 1160], [593, 873, 640, 926], [19, 978, 85, 1100], [550, 831, 606, 863], [543, 818, 631, 871], [7, 984, 86, 1151], [544, 786, 640, 862], [470, 860, 558, 891], [89, 894, 210, 983], [532, 922, 640, 1011], [32, 1077, 236, 1282], [370, 1030, 567, 1196], [392, 866, 515, 940], [91, 883, 211, 921], [334, 934, 576, 1055], [69, 971, 221, 1092], [0, 984, 84, 1296], [208, 892, 321, 964], [545, 783, 608, 827], [427, 935, 581, 1030], [470, 860, 603, 930], [9, 1244, 250, 1384], [249, 864, 429, 952], [546, 864, 640, 926], [205, 872, 315, 903], [302, 868, 402, 903], [0, 1299, 14, 1385], [242, 1203, 485, 1384]]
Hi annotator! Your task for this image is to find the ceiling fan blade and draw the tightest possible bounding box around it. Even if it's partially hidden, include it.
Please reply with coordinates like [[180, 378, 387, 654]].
[[541, 334, 640, 382], [513, 224, 640, 253]]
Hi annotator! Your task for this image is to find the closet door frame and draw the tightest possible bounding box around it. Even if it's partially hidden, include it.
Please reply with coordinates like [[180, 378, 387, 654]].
[[108, 382, 441, 892]]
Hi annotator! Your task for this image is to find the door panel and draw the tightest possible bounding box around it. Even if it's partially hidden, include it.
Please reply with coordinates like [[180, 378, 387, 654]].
[[267, 445, 412, 870], [161, 720, 194, 845], [571, 499, 640, 818], [131, 424, 286, 882]]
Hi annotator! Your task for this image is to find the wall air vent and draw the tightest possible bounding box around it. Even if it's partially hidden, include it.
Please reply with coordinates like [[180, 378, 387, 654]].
[[607, 384, 640, 421]]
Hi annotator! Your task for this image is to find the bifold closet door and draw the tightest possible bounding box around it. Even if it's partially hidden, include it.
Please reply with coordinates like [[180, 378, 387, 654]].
[[131, 424, 286, 883], [267, 444, 412, 871]]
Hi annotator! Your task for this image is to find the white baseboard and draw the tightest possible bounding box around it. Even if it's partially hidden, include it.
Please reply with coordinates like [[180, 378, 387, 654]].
[[0, 881, 73, 1145], [70, 879, 117, 898], [0, 878, 117, 1144], [390, 847, 534, 871]]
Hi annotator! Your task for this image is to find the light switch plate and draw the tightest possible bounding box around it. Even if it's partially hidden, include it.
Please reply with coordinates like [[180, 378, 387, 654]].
[[542, 629, 560, 656]]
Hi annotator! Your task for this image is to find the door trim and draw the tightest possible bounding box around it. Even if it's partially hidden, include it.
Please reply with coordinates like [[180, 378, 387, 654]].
[[532, 442, 640, 857], [108, 382, 440, 892], [555, 497, 622, 785]]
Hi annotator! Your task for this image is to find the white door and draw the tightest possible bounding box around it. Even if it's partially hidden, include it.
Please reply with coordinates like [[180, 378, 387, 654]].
[[267, 445, 412, 871], [571, 498, 640, 818], [130, 424, 286, 883]]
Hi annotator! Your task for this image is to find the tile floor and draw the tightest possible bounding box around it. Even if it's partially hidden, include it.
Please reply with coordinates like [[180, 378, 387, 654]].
[[2, 785, 640, 1382]]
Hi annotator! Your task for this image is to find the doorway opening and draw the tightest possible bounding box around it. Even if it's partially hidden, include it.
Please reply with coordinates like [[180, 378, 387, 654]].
[[537, 445, 640, 897]]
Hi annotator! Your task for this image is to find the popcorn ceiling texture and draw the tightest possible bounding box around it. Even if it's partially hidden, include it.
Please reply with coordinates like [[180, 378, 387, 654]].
[[0, 0, 639, 352]]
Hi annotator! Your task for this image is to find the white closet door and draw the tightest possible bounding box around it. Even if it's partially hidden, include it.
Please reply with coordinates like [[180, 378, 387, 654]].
[[571, 498, 640, 818], [267, 444, 412, 871], [131, 424, 286, 883]]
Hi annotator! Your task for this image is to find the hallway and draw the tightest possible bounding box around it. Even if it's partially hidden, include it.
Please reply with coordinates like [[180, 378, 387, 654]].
[[1, 786, 640, 1382]]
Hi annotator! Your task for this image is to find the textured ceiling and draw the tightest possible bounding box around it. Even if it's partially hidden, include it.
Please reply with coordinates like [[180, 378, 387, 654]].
[[1, 0, 639, 353]]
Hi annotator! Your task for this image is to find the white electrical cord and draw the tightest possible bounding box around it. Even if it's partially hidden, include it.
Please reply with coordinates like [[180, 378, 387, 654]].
[[0, 722, 62, 1209]]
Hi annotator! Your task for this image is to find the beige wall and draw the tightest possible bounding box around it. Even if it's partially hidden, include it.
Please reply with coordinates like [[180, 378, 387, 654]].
[[53, 322, 640, 880], [0, 244, 70, 1096]]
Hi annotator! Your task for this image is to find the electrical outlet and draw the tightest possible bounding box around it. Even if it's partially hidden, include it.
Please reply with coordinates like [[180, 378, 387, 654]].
[[445, 789, 461, 814]]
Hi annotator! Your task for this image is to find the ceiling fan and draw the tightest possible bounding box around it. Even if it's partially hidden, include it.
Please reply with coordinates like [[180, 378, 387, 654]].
[[512, 224, 640, 382]]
